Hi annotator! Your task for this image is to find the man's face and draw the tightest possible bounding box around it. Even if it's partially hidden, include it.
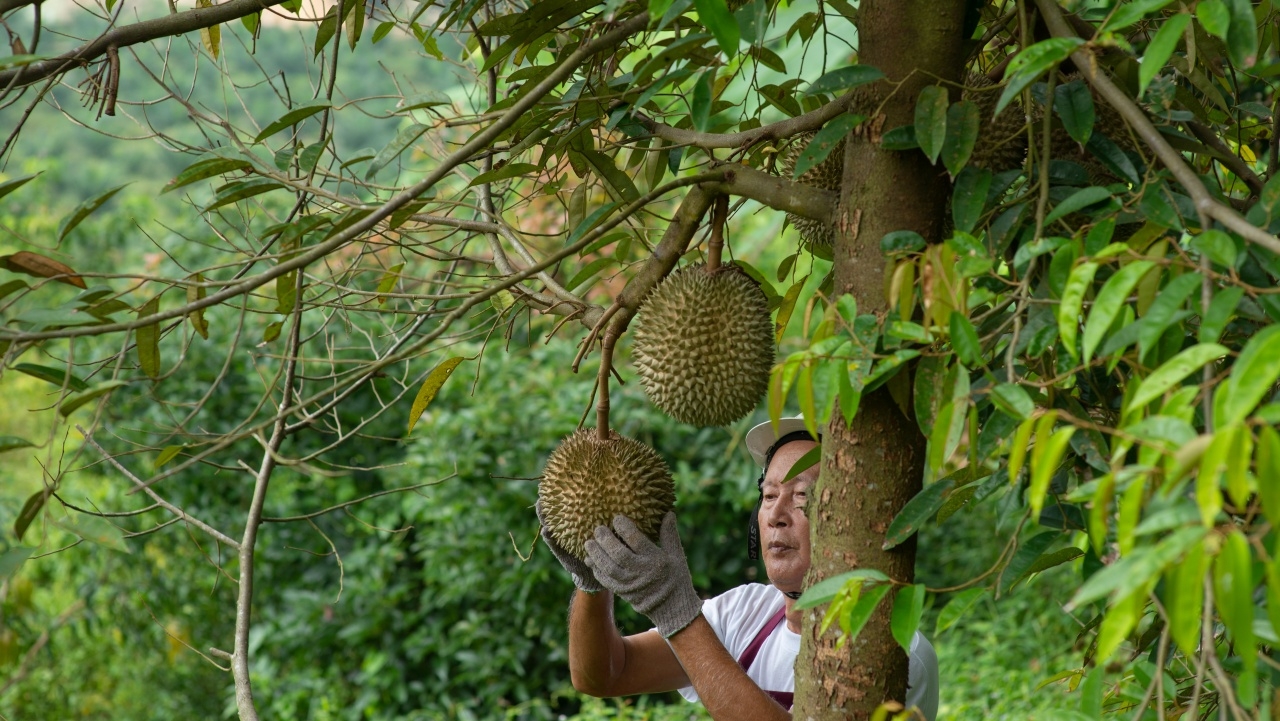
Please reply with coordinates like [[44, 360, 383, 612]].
[[758, 440, 816, 595]]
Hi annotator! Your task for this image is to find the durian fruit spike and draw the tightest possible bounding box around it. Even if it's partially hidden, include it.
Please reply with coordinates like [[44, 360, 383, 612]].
[[632, 263, 775, 427], [964, 71, 1030, 173], [780, 130, 842, 248], [539, 428, 675, 560]]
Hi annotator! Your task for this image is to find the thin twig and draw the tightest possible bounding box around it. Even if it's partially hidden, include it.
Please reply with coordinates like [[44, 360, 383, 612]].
[[76, 426, 239, 549], [261, 476, 454, 522]]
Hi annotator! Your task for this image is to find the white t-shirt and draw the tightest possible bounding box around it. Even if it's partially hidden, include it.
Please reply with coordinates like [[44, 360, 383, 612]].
[[675, 584, 939, 721]]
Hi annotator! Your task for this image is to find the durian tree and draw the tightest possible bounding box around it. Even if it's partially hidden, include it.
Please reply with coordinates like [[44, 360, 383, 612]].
[[6, 0, 1280, 718]]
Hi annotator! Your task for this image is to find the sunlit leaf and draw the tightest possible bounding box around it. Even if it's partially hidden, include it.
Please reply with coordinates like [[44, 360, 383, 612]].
[[407, 357, 466, 435], [254, 101, 332, 142]]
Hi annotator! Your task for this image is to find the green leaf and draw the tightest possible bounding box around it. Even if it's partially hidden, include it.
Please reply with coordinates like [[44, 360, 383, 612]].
[[395, 91, 452, 114], [0, 546, 34, 581], [951, 166, 991, 234], [890, 584, 926, 651], [880, 230, 926, 255], [406, 357, 466, 435], [1058, 261, 1099, 360], [792, 114, 865, 178], [1029, 426, 1075, 517], [804, 65, 885, 96], [990, 383, 1034, 421], [1095, 588, 1143, 661], [775, 277, 805, 344], [14, 363, 89, 392], [197, 0, 221, 59], [1197, 0, 1230, 40], [948, 313, 982, 367], [566, 203, 620, 246], [914, 85, 948, 165], [1215, 529, 1256, 672], [693, 0, 739, 57], [155, 445, 185, 470], [840, 583, 891, 645], [1102, 0, 1177, 32], [581, 150, 641, 204], [936, 587, 986, 633], [58, 380, 128, 417], [794, 568, 891, 610], [1137, 272, 1201, 360], [1223, 0, 1258, 68], [1198, 286, 1243, 344], [883, 472, 963, 550], [782, 444, 822, 482], [997, 38, 1084, 115], [1069, 526, 1206, 608], [1215, 325, 1280, 427], [941, 100, 979, 176], [1085, 133, 1140, 185], [376, 263, 405, 305], [469, 163, 539, 187], [1055, 80, 1095, 145], [1127, 343, 1228, 412], [879, 125, 918, 150], [1190, 229, 1238, 268], [58, 184, 129, 241], [14, 489, 49, 541], [1140, 14, 1190, 98], [202, 179, 286, 213], [255, 101, 331, 143], [1001, 531, 1059, 593], [1259, 426, 1280, 527], [366, 124, 429, 180], [1044, 187, 1113, 225], [314, 6, 339, 56], [52, 513, 129, 553], [1082, 260, 1155, 364], [0, 172, 40, 202], [565, 258, 613, 292], [691, 69, 715, 132], [1165, 538, 1206, 656], [135, 296, 161, 379], [0, 436, 35, 453]]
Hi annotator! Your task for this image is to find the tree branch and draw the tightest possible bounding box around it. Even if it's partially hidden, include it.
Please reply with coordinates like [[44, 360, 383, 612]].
[[634, 93, 855, 149], [703, 163, 837, 222], [1185, 120, 1265, 196], [76, 426, 240, 549], [0, 0, 40, 16], [0, 12, 651, 344], [0, 0, 290, 89], [1033, 0, 1280, 255]]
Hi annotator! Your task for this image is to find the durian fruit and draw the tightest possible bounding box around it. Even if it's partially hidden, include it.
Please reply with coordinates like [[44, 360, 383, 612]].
[[965, 71, 1030, 173], [780, 131, 843, 248], [539, 428, 675, 559], [632, 263, 774, 427]]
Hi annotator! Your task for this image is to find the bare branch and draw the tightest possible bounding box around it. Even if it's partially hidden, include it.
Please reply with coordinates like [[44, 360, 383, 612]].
[[703, 163, 837, 222], [1033, 0, 1280, 255], [76, 426, 240, 549], [634, 94, 854, 149], [261, 475, 454, 523], [0, 0, 291, 89], [0, 12, 651, 344]]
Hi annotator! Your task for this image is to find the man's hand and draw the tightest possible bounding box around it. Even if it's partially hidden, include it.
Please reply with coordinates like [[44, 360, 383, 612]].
[[537, 499, 603, 593], [584, 512, 701, 638]]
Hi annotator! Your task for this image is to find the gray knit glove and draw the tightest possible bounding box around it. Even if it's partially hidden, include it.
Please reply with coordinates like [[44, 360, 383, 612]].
[[584, 512, 701, 638], [536, 499, 603, 593]]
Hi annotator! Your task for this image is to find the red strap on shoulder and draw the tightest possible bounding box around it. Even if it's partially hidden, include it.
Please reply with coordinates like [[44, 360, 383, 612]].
[[736, 605, 787, 672]]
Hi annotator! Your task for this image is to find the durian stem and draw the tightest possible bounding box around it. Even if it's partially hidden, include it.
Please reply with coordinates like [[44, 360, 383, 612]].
[[707, 194, 728, 272], [596, 324, 619, 441]]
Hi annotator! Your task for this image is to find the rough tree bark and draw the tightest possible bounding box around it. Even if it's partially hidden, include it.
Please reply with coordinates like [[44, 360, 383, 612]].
[[793, 2, 968, 718]]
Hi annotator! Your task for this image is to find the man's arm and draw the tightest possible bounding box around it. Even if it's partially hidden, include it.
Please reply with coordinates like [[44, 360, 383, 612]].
[[567, 589, 790, 720], [667, 615, 791, 721], [567, 589, 689, 696]]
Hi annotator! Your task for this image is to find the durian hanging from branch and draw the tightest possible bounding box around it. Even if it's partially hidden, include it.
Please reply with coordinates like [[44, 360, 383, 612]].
[[631, 195, 775, 427]]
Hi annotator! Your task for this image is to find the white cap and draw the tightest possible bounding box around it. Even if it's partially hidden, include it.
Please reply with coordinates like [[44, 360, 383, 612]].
[[744, 415, 815, 466]]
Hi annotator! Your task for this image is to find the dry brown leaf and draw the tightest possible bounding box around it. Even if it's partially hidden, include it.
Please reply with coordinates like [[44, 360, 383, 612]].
[[1, 251, 87, 289]]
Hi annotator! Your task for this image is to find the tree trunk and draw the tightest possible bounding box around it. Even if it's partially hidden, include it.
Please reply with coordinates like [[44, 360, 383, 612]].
[[793, 2, 967, 718]]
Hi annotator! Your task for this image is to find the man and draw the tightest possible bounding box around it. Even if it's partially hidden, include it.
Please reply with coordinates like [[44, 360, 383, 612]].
[[539, 417, 940, 720]]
